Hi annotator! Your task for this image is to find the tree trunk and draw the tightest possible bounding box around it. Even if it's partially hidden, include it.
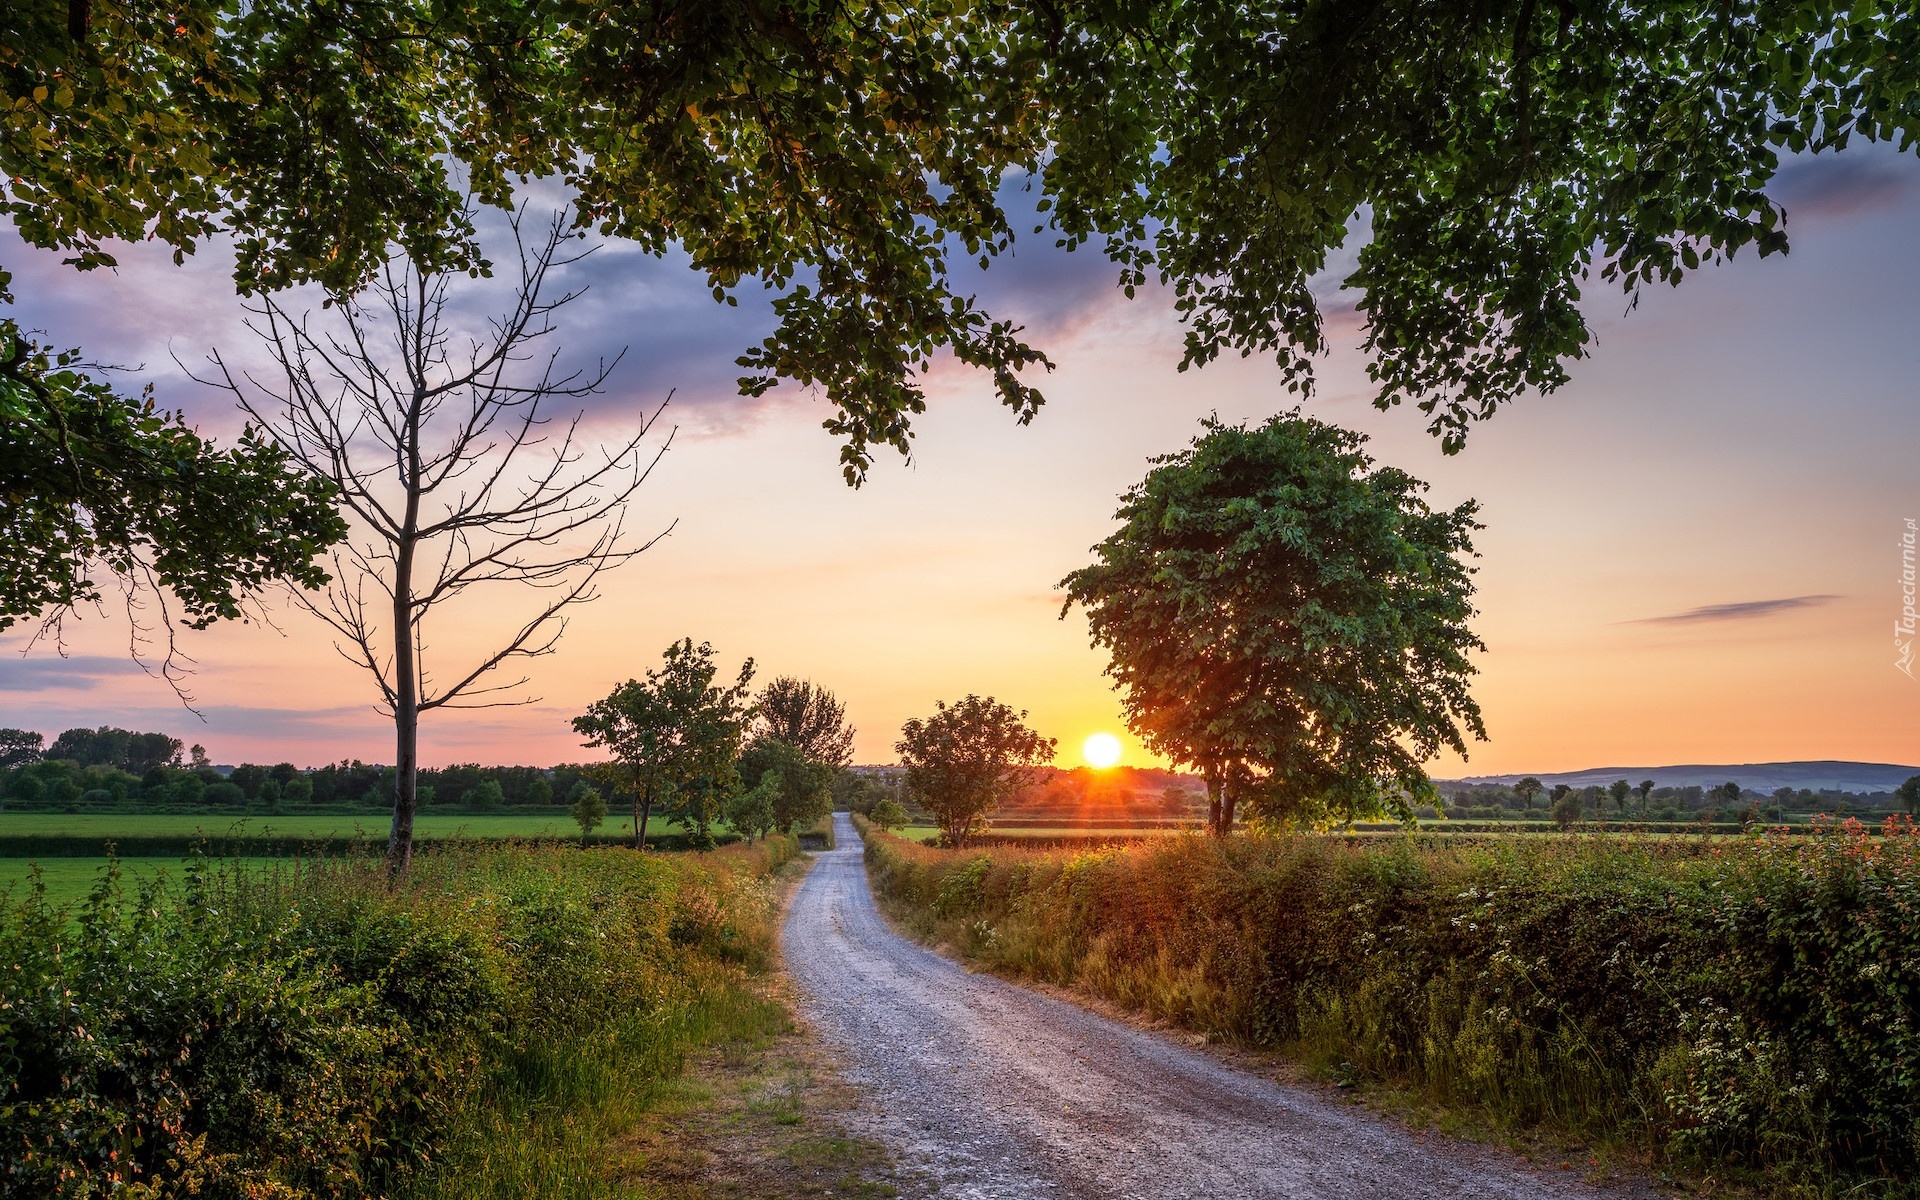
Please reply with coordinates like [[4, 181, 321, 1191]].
[[1206, 774, 1224, 837], [386, 525, 420, 871], [1220, 780, 1237, 835], [389, 699, 418, 874], [386, 388, 425, 876], [636, 782, 653, 851]]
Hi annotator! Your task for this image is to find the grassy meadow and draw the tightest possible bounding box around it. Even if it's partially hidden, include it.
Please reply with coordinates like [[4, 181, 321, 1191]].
[[2, 835, 804, 1198], [0, 810, 677, 840], [0, 856, 275, 907], [863, 817, 1920, 1197]]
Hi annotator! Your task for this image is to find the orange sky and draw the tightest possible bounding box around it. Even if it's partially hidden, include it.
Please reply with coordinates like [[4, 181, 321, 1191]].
[[4, 152, 1919, 774]]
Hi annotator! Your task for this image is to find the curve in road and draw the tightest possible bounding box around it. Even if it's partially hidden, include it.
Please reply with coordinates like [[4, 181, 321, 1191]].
[[783, 813, 1651, 1200]]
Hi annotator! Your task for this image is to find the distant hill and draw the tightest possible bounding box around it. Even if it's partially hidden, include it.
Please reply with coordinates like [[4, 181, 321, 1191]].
[[1444, 761, 1920, 794]]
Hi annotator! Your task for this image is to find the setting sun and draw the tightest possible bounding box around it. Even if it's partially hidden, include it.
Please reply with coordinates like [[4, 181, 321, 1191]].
[[1082, 732, 1123, 769]]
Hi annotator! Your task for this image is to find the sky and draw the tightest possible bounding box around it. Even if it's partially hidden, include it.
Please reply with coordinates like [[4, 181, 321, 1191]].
[[4, 148, 1919, 775]]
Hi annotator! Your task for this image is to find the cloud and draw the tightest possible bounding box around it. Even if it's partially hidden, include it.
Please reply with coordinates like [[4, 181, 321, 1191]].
[[0, 655, 147, 692], [1629, 595, 1842, 625], [1773, 152, 1915, 222]]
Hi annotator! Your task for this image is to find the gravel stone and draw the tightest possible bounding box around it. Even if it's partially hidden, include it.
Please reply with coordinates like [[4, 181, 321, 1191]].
[[783, 813, 1657, 1200]]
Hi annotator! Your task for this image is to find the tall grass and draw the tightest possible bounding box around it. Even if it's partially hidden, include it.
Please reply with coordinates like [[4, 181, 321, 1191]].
[[0, 836, 800, 1198], [867, 819, 1920, 1195]]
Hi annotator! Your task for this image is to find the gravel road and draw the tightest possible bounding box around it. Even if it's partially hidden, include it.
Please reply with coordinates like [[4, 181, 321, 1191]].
[[783, 813, 1654, 1200]]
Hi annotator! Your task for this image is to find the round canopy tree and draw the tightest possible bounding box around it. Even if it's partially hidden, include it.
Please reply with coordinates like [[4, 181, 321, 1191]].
[[1061, 414, 1486, 834], [895, 695, 1054, 848]]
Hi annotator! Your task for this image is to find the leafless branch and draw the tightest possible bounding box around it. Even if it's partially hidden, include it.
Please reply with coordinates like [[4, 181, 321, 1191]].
[[194, 203, 673, 867]]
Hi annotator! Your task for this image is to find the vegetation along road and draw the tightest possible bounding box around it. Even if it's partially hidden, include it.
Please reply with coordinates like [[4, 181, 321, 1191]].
[[787, 815, 1650, 1199]]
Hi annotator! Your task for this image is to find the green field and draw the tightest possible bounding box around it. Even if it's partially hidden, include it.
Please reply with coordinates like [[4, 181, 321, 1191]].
[[0, 811, 678, 840], [0, 856, 275, 907]]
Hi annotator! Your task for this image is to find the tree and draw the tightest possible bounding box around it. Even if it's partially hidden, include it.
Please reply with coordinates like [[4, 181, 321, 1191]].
[[283, 775, 312, 806], [1036, 1, 1920, 451], [5, 2, 1058, 489], [2, 322, 345, 664], [0, 730, 43, 770], [832, 769, 887, 815], [868, 797, 909, 834], [13, 4, 1920, 482], [725, 774, 778, 842], [753, 677, 857, 769], [216, 215, 669, 873], [1514, 777, 1543, 813], [895, 695, 1054, 848], [1551, 789, 1582, 830], [573, 639, 756, 852], [44, 727, 180, 773], [1609, 780, 1632, 817], [1898, 775, 1920, 819], [1715, 782, 1745, 809], [569, 784, 606, 845], [1640, 780, 1658, 815], [463, 779, 505, 812], [170, 773, 204, 805], [737, 736, 835, 834], [527, 777, 553, 808], [1061, 414, 1484, 835]]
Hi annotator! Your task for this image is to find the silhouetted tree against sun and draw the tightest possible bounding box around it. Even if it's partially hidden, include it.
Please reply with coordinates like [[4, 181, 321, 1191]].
[[1062, 414, 1485, 835]]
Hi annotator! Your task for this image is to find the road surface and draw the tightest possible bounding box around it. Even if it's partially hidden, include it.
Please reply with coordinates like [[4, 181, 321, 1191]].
[[782, 813, 1652, 1200]]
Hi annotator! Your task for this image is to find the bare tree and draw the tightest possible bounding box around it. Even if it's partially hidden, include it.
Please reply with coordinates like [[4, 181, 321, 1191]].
[[205, 210, 671, 871]]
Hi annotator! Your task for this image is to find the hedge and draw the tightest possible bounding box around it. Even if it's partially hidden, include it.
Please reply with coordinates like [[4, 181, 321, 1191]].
[[867, 818, 1920, 1192]]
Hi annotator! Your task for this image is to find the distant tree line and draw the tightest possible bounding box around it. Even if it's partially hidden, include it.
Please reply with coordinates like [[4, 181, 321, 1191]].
[[0, 724, 666, 815], [1438, 778, 1917, 824]]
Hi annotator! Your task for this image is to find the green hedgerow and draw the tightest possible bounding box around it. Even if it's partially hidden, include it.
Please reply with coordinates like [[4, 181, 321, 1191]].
[[867, 818, 1920, 1191], [0, 837, 799, 1198]]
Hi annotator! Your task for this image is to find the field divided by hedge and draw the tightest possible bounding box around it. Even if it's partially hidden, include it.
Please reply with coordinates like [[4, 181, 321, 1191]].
[[865, 820, 1920, 1194], [1, 835, 800, 1198]]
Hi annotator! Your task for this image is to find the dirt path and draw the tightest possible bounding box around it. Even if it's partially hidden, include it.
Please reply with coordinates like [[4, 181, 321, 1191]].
[[783, 813, 1656, 1200]]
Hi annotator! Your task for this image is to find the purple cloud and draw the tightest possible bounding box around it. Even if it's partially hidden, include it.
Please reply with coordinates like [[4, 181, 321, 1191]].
[[1630, 595, 1842, 625]]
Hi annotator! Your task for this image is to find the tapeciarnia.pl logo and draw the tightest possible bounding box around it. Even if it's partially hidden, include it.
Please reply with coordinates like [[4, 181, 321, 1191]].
[[1899, 518, 1917, 678]]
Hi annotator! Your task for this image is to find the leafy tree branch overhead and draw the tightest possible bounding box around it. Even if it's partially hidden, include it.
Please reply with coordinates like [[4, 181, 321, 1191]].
[[10, 0, 1916, 483], [0, 320, 345, 644], [1038, 0, 1920, 448]]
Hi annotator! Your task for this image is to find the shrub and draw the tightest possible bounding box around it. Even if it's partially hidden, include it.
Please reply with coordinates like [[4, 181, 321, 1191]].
[[866, 819, 1920, 1190], [462, 779, 504, 811], [204, 781, 246, 805], [0, 836, 799, 1197]]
